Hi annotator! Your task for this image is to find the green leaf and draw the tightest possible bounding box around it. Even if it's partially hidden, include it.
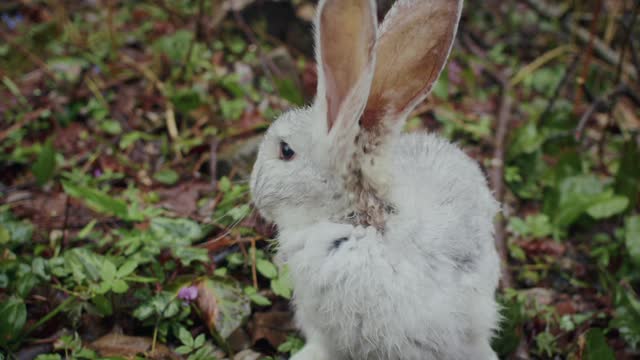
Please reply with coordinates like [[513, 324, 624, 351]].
[[62, 181, 129, 219], [92, 294, 113, 316], [77, 219, 97, 239], [101, 260, 117, 282], [584, 328, 615, 360], [432, 69, 449, 100], [153, 169, 179, 185], [171, 88, 202, 113], [587, 196, 629, 219], [175, 345, 192, 355], [173, 247, 209, 266], [256, 259, 278, 279], [150, 217, 203, 247], [0, 296, 27, 346], [195, 278, 251, 338], [625, 215, 640, 266], [615, 140, 640, 210], [271, 277, 292, 299], [35, 355, 62, 360], [275, 78, 304, 106], [117, 260, 138, 278], [178, 327, 194, 347], [32, 138, 56, 186], [111, 279, 129, 293], [553, 175, 607, 228], [100, 120, 122, 135], [218, 177, 231, 193], [193, 334, 205, 348]]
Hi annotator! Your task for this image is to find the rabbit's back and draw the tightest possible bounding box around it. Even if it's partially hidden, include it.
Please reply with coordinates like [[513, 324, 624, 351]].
[[289, 132, 501, 359], [345, 132, 501, 359]]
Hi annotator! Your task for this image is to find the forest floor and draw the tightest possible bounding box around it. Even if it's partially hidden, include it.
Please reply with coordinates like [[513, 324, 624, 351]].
[[1, 0, 640, 359]]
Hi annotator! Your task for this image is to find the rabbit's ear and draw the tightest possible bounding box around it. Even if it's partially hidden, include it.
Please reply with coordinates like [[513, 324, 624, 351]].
[[315, 0, 377, 132], [361, 0, 463, 130]]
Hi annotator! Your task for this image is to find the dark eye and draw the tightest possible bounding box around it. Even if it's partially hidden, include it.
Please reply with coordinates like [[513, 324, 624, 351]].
[[279, 141, 295, 161]]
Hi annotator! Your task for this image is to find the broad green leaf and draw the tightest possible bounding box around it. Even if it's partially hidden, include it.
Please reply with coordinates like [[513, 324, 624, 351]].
[[615, 140, 640, 210], [173, 247, 209, 266], [32, 138, 56, 186], [171, 88, 202, 113], [275, 78, 304, 106], [584, 328, 615, 360], [92, 294, 113, 316], [195, 278, 251, 338], [100, 120, 122, 135], [64, 248, 103, 283], [101, 260, 117, 282], [587, 196, 629, 219], [0, 296, 27, 346], [553, 175, 607, 228], [626, 215, 640, 266], [151, 217, 203, 247], [111, 279, 129, 293], [153, 169, 179, 185], [77, 219, 97, 239], [62, 181, 129, 219], [193, 334, 205, 348], [256, 259, 278, 279], [117, 260, 138, 278], [178, 326, 194, 347]]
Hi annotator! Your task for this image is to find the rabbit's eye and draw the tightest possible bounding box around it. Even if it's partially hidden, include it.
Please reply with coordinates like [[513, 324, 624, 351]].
[[279, 141, 295, 161]]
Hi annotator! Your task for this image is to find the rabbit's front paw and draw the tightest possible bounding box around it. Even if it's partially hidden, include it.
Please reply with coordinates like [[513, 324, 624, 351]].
[[289, 342, 331, 360], [326, 224, 372, 252]]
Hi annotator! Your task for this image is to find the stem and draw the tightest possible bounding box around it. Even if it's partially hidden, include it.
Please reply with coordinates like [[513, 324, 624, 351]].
[[23, 295, 76, 338]]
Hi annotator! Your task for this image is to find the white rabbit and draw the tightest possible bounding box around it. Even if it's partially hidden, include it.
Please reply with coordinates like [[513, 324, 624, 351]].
[[250, 0, 501, 359]]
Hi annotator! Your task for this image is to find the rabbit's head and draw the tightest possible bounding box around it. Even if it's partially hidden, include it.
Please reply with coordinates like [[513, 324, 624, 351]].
[[251, 0, 463, 230]]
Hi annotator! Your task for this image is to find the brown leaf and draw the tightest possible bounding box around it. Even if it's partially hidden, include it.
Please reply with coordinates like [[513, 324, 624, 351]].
[[89, 333, 179, 360], [249, 311, 295, 348], [518, 239, 566, 257], [156, 181, 212, 217]]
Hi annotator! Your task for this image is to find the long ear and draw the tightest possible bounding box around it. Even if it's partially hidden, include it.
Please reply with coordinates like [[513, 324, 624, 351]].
[[361, 0, 463, 130], [315, 0, 377, 133]]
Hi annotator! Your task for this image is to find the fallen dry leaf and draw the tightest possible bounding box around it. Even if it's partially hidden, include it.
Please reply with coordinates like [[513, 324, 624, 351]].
[[156, 180, 212, 217], [249, 311, 295, 349], [89, 332, 179, 360]]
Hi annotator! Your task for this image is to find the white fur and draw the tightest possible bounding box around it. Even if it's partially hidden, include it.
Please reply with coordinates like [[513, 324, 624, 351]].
[[250, 0, 501, 359]]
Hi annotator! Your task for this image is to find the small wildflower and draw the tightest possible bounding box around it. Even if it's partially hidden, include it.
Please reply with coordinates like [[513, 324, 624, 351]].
[[1, 14, 24, 31], [178, 285, 198, 304], [93, 168, 102, 178]]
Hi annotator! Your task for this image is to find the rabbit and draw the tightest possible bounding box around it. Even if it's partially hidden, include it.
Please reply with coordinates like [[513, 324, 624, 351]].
[[250, 0, 501, 359]]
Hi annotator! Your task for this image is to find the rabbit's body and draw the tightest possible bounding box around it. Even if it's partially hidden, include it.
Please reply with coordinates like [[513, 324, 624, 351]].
[[277, 133, 500, 360], [250, 0, 501, 358]]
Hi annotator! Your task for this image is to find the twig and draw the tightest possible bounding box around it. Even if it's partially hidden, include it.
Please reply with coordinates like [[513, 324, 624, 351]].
[[250, 237, 258, 289], [487, 69, 531, 360], [616, 0, 640, 82], [121, 55, 179, 142], [523, 0, 638, 80], [575, 83, 630, 140], [232, 8, 282, 80], [209, 136, 219, 190], [0, 30, 59, 82], [0, 108, 47, 142], [489, 72, 514, 291], [538, 54, 581, 127], [575, 0, 602, 114]]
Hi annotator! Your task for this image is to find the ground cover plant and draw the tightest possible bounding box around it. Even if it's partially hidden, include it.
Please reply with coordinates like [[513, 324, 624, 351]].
[[0, 0, 639, 359]]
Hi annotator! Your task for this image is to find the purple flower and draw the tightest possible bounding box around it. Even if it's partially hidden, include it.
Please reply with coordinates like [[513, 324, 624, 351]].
[[178, 285, 198, 304], [93, 168, 102, 178], [1, 14, 24, 31]]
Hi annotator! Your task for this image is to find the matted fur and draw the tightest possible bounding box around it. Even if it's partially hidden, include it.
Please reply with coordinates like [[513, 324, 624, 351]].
[[250, 0, 501, 359]]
